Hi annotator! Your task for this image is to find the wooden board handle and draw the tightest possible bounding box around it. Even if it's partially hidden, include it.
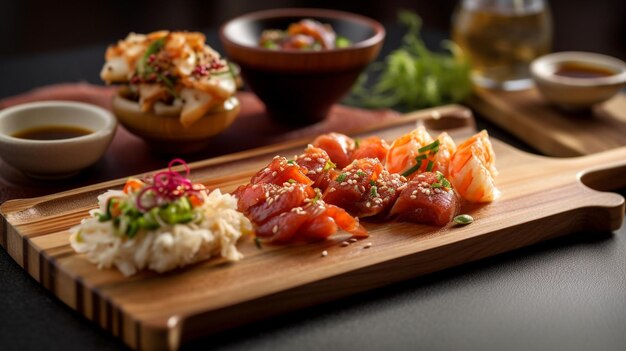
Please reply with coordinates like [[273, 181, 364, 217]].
[[575, 146, 626, 192]]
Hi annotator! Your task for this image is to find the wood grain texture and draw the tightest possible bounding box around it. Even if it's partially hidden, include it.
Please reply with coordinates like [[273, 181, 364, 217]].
[[1, 105, 624, 351], [468, 87, 626, 157]]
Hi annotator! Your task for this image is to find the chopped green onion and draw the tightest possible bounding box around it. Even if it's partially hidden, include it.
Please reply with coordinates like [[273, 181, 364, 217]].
[[401, 160, 423, 177], [311, 188, 323, 204], [370, 186, 378, 197], [432, 182, 441, 188], [425, 160, 434, 172], [418, 140, 440, 154], [287, 160, 295, 164], [453, 214, 474, 225], [441, 178, 451, 188], [356, 171, 367, 177], [336, 173, 347, 182], [354, 138, 361, 149], [323, 160, 336, 172], [369, 179, 376, 186], [287, 179, 296, 183]]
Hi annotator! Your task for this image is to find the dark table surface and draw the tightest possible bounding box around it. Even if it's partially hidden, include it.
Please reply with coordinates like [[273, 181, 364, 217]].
[[1, 26, 625, 351]]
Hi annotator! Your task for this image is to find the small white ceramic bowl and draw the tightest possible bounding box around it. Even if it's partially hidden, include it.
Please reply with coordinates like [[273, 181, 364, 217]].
[[530, 51, 626, 111], [0, 101, 117, 178]]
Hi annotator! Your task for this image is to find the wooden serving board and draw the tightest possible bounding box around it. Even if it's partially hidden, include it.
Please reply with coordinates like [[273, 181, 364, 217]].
[[1, 105, 625, 351], [468, 87, 626, 157]]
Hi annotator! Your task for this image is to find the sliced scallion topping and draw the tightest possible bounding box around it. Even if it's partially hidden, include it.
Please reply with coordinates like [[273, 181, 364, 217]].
[[425, 160, 434, 172], [370, 185, 378, 197], [418, 140, 440, 154], [336, 173, 347, 182], [323, 160, 336, 172], [401, 159, 423, 177], [311, 188, 323, 204]]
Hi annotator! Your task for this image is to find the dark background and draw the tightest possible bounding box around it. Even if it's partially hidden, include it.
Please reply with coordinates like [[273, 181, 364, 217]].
[[2, 0, 625, 60]]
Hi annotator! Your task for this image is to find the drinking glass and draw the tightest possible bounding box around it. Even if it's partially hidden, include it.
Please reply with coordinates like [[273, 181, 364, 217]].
[[452, 0, 552, 90]]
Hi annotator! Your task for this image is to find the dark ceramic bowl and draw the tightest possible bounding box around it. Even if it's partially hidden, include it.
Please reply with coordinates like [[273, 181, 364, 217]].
[[220, 8, 385, 125]]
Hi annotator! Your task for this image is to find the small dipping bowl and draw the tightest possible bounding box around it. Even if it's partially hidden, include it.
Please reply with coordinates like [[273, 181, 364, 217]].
[[112, 93, 240, 154], [0, 101, 117, 178], [220, 8, 385, 125], [530, 51, 626, 111]]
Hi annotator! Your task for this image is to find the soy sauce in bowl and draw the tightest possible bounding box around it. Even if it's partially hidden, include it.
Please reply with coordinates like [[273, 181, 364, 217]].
[[553, 62, 616, 79], [12, 125, 92, 140]]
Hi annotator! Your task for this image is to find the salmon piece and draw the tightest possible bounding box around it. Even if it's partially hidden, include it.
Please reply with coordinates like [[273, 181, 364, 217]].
[[448, 130, 499, 202], [294, 145, 338, 191], [351, 136, 389, 164], [386, 126, 457, 179], [250, 156, 313, 186], [312, 133, 355, 168], [323, 158, 406, 218], [389, 172, 460, 226], [256, 201, 367, 243]]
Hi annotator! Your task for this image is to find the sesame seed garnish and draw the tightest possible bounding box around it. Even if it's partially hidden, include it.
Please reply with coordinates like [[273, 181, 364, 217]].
[[341, 241, 349, 247], [348, 238, 358, 243], [364, 242, 372, 249], [271, 171, 277, 177], [321, 250, 328, 257], [272, 225, 278, 234], [410, 195, 417, 200]]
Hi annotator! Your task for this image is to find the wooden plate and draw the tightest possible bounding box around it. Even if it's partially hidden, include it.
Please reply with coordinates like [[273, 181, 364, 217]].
[[1, 104, 624, 350]]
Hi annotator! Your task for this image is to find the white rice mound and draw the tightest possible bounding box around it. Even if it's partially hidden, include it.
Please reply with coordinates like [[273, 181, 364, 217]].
[[69, 188, 252, 277]]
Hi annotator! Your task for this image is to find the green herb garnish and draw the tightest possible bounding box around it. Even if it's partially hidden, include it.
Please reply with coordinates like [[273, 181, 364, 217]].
[[402, 159, 423, 177], [336, 173, 347, 182], [453, 214, 474, 225], [369, 180, 376, 186], [425, 160, 434, 172], [323, 160, 336, 172], [137, 37, 165, 76], [156, 72, 179, 98], [370, 186, 378, 197], [287, 159, 295, 164], [356, 171, 367, 177], [418, 140, 440, 154], [287, 179, 296, 183], [347, 10, 471, 110], [311, 188, 323, 204], [354, 138, 361, 149], [436, 171, 452, 188]]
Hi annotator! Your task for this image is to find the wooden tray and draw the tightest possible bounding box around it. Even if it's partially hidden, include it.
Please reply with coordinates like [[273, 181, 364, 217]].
[[1, 105, 625, 351], [468, 87, 626, 157]]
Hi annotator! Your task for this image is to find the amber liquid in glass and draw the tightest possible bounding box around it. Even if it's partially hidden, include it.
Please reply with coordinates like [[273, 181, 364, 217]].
[[453, 0, 552, 90]]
